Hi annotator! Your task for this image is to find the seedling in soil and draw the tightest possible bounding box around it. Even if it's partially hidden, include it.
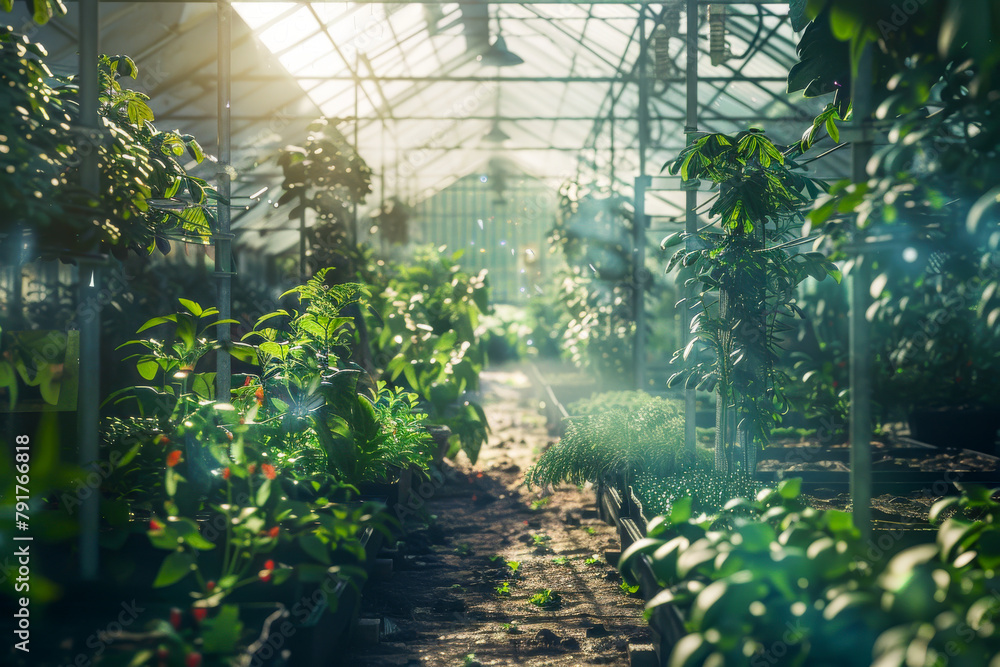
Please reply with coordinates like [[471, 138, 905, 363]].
[[530, 497, 552, 511], [488, 554, 505, 563], [495, 581, 511, 597], [462, 654, 478, 667], [529, 589, 562, 609], [506, 560, 521, 576], [454, 542, 472, 557], [552, 556, 570, 566], [585, 554, 600, 566], [500, 621, 521, 634], [451, 584, 466, 593], [620, 582, 640, 596], [531, 533, 551, 546], [583, 526, 597, 535]]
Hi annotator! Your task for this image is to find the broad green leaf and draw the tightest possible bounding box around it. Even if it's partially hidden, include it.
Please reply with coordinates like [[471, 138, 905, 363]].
[[153, 550, 195, 587], [200, 604, 243, 654]]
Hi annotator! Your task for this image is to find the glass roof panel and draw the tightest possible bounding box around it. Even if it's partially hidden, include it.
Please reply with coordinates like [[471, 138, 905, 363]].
[[227, 1, 847, 231]]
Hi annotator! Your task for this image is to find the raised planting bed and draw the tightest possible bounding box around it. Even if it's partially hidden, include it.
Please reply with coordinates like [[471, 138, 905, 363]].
[[756, 436, 1000, 496]]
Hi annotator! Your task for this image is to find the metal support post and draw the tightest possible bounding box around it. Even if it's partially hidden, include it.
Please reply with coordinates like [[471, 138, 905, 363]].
[[77, 0, 101, 582], [683, 0, 699, 453], [850, 45, 874, 540], [634, 4, 650, 391], [216, 0, 233, 401]]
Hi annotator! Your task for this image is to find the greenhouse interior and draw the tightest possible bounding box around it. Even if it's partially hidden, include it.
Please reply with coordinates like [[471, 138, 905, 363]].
[[3, 0, 1000, 665]]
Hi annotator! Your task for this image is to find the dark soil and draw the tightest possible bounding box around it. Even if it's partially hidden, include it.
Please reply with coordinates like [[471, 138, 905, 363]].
[[347, 366, 650, 667]]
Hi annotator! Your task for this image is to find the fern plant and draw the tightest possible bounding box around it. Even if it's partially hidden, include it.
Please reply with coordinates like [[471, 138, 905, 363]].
[[524, 396, 709, 490], [567, 390, 678, 417]]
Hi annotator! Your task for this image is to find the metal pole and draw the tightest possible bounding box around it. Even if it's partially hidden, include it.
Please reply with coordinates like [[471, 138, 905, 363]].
[[299, 200, 307, 283], [849, 44, 874, 540], [215, 0, 233, 401], [683, 0, 698, 454], [633, 4, 649, 391], [77, 0, 101, 582]]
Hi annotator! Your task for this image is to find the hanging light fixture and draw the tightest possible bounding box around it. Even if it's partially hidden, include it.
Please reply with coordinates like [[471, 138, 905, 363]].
[[481, 82, 511, 144], [478, 9, 523, 67], [482, 121, 510, 143]]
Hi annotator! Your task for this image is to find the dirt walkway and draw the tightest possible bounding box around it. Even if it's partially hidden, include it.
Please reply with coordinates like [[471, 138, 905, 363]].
[[348, 365, 650, 666]]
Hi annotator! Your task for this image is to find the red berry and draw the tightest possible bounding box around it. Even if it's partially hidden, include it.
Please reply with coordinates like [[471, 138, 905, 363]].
[[186, 652, 202, 667], [166, 450, 182, 467], [243, 376, 252, 387], [169, 607, 182, 630], [260, 570, 272, 583], [222, 467, 231, 480], [247, 463, 256, 475], [206, 580, 216, 591], [192, 607, 208, 623], [149, 519, 164, 531], [262, 463, 276, 480], [268, 526, 279, 538], [264, 559, 275, 570]]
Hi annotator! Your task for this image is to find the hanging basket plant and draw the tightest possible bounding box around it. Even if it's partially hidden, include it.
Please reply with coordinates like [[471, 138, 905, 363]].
[[1, 26, 220, 262]]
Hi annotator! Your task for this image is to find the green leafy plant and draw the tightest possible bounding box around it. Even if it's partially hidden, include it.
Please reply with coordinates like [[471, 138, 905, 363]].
[[662, 127, 841, 474], [500, 621, 520, 634], [792, 2, 1000, 435], [1, 35, 219, 260], [506, 560, 521, 576], [529, 496, 552, 511], [546, 185, 660, 387], [584, 555, 599, 566], [276, 118, 372, 282], [530, 534, 550, 546], [244, 271, 432, 483], [494, 581, 511, 597], [552, 556, 569, 566], [143, 401, 387, 609], [454, 542, 472, 557], [528, 589, 561, 609], [367, 245, 490, 463], [0, 327, 78, 410], [619, 581, 640, 596], [620, 479, 1000, 667], [109, 298, 254, 414]]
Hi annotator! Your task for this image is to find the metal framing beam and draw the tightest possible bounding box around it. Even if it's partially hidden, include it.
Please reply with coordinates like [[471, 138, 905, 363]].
[[77, 0, 101, 584], [849, 44, 874, 541], [221, 74, 790, 84], [215, 0, 233, 401], [633, 7, 650, 391], [683, 0, 698, 454]]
